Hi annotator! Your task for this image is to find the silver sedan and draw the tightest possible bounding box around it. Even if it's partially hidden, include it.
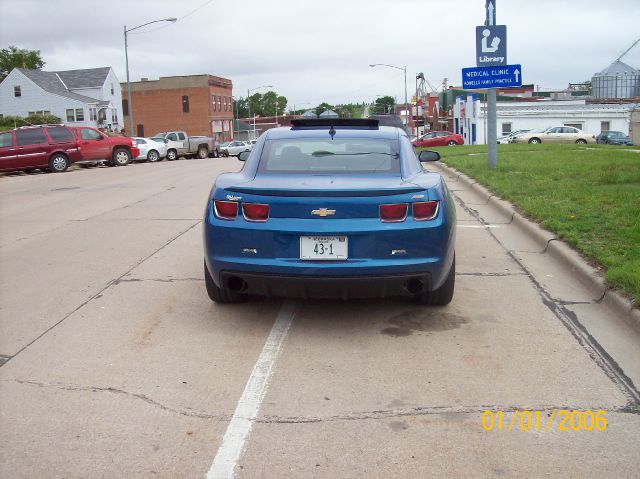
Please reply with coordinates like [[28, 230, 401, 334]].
[[133, 137, 167, 162]]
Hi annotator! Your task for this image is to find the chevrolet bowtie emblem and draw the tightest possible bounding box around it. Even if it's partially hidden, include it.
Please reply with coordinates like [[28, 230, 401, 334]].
[[311, 208, 336, 217]]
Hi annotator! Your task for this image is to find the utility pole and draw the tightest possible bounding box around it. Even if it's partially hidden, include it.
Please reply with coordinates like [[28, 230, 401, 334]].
[[485, 0, 498, 168]]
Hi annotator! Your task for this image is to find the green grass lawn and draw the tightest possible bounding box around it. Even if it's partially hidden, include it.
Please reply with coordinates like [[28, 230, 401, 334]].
[[427, 144, 640, 303]]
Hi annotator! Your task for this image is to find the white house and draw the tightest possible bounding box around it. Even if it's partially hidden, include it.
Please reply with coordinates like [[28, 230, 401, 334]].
[[0, 67, 123, 131], [453, 97, 639, 145]]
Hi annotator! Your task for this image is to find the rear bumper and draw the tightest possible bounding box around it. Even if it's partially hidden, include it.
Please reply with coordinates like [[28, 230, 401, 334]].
[[220, 271, 431, 299]]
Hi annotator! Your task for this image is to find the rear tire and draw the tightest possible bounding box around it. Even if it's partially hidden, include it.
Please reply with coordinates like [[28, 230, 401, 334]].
[[575, 139, 587, 144], [197, 146, 209, 159], [416, 255, 455, 306], [204, 260, 246, 303], [112, 148, 131, 166], [447, 140, 457, 146], [213, 148, 219, 158], [49, 153, 69, 172], [528, 138, 541, 144], [166, 149, 178, 161]]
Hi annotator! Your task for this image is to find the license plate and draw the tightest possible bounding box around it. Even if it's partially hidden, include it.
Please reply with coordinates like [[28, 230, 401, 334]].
[[300, 236, 348, 260]]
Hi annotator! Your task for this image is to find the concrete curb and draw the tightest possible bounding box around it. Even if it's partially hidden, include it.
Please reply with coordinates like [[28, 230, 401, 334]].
[[436, 161, 640, 331]]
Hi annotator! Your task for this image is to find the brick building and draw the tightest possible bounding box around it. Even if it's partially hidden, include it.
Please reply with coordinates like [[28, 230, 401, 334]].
[[121, 74, 234, 140]]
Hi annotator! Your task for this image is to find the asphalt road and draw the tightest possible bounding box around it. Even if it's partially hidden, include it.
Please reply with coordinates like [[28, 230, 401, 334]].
[[1, 158, 639, 478]]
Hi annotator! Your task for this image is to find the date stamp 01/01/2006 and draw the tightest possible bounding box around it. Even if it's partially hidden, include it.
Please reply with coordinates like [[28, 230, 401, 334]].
[[481, 410, 608, 432]]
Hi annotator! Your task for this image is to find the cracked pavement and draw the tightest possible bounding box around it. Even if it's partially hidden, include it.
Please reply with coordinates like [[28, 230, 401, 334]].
[[1, 158, 639, 478]]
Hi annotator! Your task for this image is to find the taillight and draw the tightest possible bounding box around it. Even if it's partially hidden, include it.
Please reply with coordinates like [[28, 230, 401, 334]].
[[242, 203, 269, 222], [214, 200, 238, 220], [413, 201, 439, 220], [380, 203, 408, 222]]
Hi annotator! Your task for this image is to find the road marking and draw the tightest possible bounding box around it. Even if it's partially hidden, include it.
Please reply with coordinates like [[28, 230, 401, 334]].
[[206, 300, 297, 479], [457, 224, 502, 229]]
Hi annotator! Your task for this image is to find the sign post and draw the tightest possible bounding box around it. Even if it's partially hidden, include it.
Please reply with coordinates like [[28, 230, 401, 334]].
[[484, 0, 499, 167]]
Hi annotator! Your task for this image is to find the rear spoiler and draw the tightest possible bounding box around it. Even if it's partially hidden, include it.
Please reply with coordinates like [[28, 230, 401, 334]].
[[291, 119, 379, 129]]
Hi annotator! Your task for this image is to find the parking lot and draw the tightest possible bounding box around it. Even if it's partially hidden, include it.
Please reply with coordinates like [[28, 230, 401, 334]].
[[1, 158, 639, 478]]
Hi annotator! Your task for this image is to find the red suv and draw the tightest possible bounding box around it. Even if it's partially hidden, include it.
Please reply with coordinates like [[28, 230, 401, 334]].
[[68, 127, 139, 167], [0, 125, 82, 173], [412, 131, 464, 147]]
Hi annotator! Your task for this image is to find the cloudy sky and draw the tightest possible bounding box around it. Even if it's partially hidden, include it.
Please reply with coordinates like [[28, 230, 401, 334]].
[[1, 0, 639, 109]]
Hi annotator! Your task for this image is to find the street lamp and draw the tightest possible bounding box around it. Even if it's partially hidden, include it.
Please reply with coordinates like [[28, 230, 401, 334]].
[[124, 17, 177, 136], [370, 63, 408, 128], [291, 102, 310, 118], [247, 85, 273, 140]]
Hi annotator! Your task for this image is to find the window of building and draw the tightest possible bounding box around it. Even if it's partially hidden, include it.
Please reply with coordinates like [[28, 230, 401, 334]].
[[182, 95, 190, 113], [66, 108, 85, 122], [29, 111, 51, 117], [122, 99, 129, 116], [112, 110, 117, 123], [601, 121, 611, 132], [14, 86, 21, 97], [564, 122, 584, 131], [111, 83, 114, 95], [501, 123, 512, 135], [16, 128, 47, 146], [137, 124, 144, 137], [212, 95, 217, 112], [217, 96, 222, 111], [89, 108, 98, 121]]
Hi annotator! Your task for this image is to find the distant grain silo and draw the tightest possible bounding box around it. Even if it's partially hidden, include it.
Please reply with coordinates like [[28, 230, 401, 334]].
[[592, 60, 640, 99]]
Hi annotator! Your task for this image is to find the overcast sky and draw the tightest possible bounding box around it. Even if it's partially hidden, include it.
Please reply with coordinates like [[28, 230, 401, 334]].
[[1, 0, 639, 108]]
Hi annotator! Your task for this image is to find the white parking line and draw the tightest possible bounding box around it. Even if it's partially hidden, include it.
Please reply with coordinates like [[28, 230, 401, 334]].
[[457, 224, 502, 228], [206, 300, 298, 479]]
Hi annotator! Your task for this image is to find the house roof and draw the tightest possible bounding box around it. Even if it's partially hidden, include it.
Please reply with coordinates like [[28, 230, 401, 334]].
[[16, 68, 107, 104], [57, 67, 111, 89]]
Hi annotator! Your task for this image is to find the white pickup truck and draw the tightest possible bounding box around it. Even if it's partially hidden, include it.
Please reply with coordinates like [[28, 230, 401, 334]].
[[153, 131, 220, 160]]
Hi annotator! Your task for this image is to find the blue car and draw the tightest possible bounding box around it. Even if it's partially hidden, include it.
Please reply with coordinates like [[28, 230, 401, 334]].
[[203, 119, 456, 304]]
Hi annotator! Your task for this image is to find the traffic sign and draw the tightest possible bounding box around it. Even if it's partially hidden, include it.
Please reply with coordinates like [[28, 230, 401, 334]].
[[476, 25, 507, 66], [462, 64, 522, 90]]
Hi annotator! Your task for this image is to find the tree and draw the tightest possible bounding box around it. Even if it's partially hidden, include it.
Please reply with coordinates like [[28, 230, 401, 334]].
[[314, 102, 333, 116], [372, 96, 395, 115], [0, 46, 45, 80], [234, 97, 248, 118]]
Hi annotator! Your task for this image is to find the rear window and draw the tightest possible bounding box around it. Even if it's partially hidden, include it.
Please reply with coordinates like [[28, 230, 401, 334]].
[[0, 132, 13, 147], [258, 138, 399, 174], [47, 127, 73, 142], [16, 128, 47, 146]]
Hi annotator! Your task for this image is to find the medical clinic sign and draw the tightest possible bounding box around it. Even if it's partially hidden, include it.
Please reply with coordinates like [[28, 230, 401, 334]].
[[462, 64, 522, 89]]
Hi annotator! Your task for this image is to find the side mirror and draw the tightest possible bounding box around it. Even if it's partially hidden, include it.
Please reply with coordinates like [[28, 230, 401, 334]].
[[238, 150, 251, 162], [418, 150, 440, 163]]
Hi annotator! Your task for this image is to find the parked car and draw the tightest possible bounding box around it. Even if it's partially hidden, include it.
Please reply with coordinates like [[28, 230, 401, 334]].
[[203, 118, 456, 305], [512, 126, 596, 145], [133, 137, 167, 162], [412, 131, 464, 147], [220, 140, 252, 157], [152, 131, 220, 160], [69, 126, 139, 166], [497, 129, 531, 144], [0, 124, 82, 173], [596, 130, 633, 146]]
